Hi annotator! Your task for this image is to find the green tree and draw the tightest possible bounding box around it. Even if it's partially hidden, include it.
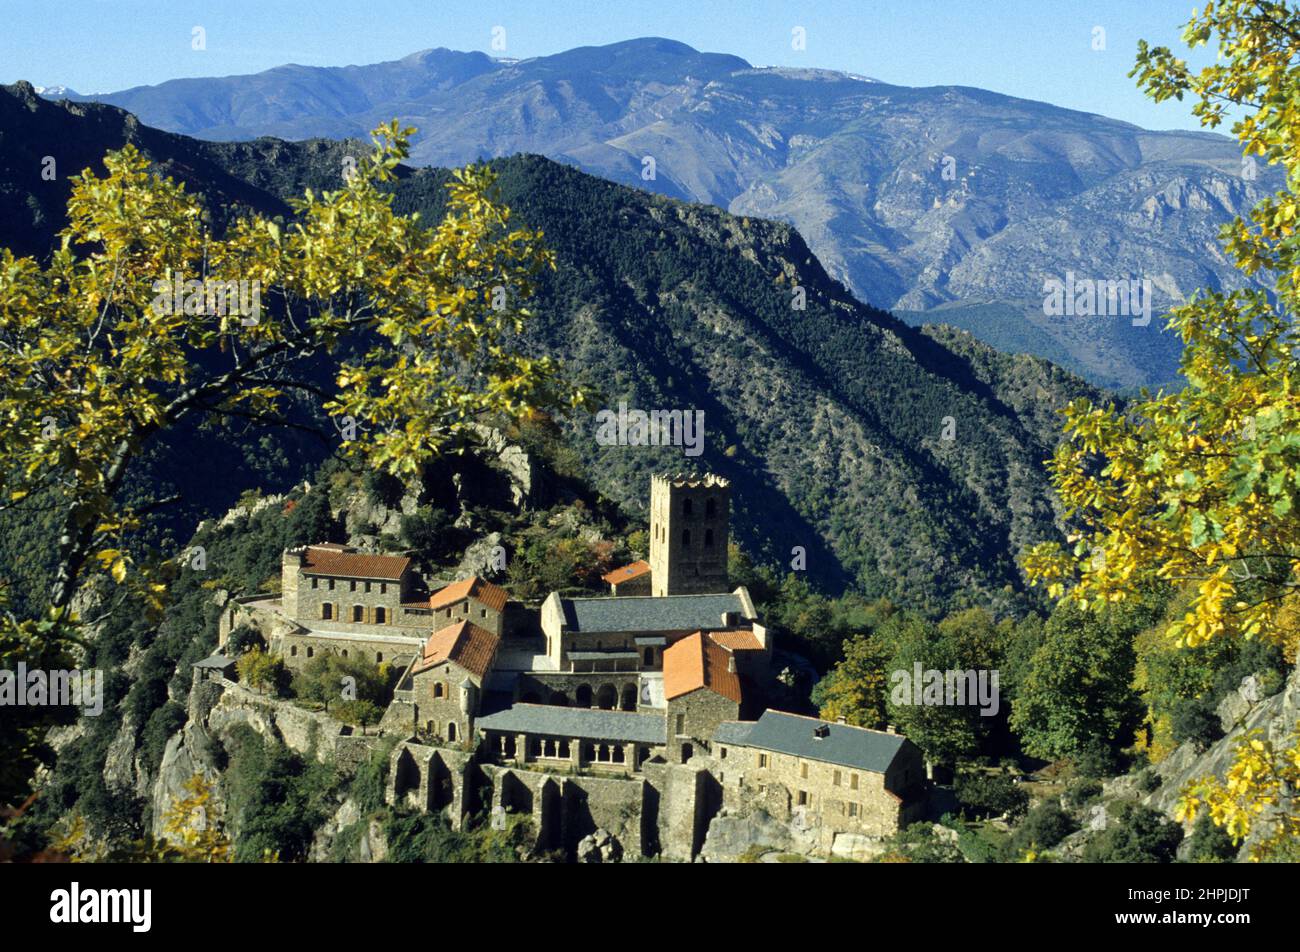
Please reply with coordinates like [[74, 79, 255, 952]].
[[1008, 603, 1142, 763], [812, 633, 891, 728], [236, 648, 285, 697]]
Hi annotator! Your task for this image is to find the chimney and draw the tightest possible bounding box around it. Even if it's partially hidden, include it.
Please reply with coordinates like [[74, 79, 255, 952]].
[[727, 654, 736, 674], [836, 716, 846, 725], [885, 724, 896, 735], [813, 723, 830, 739]]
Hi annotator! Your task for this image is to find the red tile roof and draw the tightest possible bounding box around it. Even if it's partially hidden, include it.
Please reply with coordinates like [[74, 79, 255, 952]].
[[602, 560, 651, 585], [301, 545, 411, 581], [427, 576, 509, 613], [706, 629, 763, 652], [663, 631, 742, 704], [410, 620, 499, 680]]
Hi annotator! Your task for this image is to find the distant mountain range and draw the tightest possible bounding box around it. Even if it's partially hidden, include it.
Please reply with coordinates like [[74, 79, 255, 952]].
[[0, 82, 1101, 610], [45, 37, 1282, 388]]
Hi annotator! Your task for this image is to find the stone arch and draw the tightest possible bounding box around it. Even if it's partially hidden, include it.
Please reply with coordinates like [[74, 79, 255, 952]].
[[429, 752, 455, 813], [551, 691, 570, 707], [680, 742, 694, 764], [620, 683, 637, 711], [595, 683, 617, 710], [575, 684, 593, 708], [392, 747, 420, 806], [447, 721, 458, 743], [500, 771, 533, 814]]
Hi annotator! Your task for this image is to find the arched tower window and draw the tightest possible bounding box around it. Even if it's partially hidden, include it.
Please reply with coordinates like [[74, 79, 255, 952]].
[[704, 528, 714, 547], [706, 497, 716, 517], [682, 498, 693, 516], [681, 529, 691, 548]]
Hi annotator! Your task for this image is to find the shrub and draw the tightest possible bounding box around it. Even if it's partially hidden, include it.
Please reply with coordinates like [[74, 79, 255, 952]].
[[955, 772, 1029, 821], [1185, 814, 1238, 863], [1062, 777, 1103, 811], [1081, 802, 1183, 863], [1004, 801, 1077, 858], [1171, 696, 1223, 751]]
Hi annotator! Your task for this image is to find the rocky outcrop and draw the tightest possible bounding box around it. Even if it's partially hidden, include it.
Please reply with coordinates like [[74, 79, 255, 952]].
[[1146, 661, 1300, 856]]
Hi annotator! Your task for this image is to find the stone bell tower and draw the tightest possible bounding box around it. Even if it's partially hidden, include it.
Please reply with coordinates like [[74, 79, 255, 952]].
[[648, 473, 730, 597]]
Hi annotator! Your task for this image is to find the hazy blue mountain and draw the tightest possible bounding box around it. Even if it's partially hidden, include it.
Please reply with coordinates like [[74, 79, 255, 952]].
[[51, 38, 1281, 387]]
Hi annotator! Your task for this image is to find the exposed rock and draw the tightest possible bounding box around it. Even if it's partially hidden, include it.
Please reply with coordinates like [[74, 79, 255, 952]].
[[830, 832, 888, 862], [455, 531, 505, 579], [1217, 674, 1265, 733], [699, 806, 820, 862], [576, 827, 621, 863]]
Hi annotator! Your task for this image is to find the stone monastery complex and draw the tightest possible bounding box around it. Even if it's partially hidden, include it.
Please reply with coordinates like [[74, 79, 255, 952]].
[[215, 473, 926, 860]]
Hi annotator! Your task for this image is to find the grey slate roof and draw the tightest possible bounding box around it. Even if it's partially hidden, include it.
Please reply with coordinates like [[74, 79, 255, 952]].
[[560, 592, 749, 634], [194, 654, 236, 669], [713, 720, 754, 746], [476, 703, 667, 744], [713, 710, 907, 774]]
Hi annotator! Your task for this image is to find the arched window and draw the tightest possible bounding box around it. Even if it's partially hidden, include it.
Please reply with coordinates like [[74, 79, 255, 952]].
[[704, 528, 714, 548], [682, 498, 693, 516], [376, 652, 383, 663], [352, 604, 364, 622], [290, 645, 298, 657], [374, 607, 386, 624], [447, 722, 457, 742], [306, 646, 314, 658], [341, 649, 349, 658], [321, 603, 333, 620], [681, 529, 691, 548], [706, 497, 716, 517], [434, 682, 445, 698]]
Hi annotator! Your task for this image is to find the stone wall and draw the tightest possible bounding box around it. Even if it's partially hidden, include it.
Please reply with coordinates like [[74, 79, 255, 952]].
[[715, 740, 922, 846], [666, 689, 740, 764], [277, 628, 425, 674]]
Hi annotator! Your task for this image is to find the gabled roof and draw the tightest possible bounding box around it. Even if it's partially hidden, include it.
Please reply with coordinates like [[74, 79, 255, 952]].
[[475, 703, 667, 744], [706, 629, 763, 652], [663, 632, 742, 704], [300, 544, 411, 581], [427, 576, 509, 613], [712, 710, 909, 774], [602, 560, 651, 585], [410, 620, 499, 680], [559, 591, 751, 634]]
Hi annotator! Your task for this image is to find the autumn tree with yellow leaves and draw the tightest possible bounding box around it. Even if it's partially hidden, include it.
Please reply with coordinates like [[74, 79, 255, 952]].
[[0, 122, 586, 806], [1023, 0, 1300, 859]]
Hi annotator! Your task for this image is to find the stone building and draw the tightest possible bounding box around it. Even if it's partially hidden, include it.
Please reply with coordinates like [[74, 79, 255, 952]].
[[281, 543, 424, 630], [388, 619, 500, 745], [648, 473, 730, 596], [602, 560, 651, 596], [712, 710, 927, 844], [476, 703, 667, 775], [404, 576, 511, 636], [663, 632, 743, 764], [539, 588, 758, 673]]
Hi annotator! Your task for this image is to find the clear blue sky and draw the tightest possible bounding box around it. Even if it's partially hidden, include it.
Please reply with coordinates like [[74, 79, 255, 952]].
[[1, 0, 1216, 131]]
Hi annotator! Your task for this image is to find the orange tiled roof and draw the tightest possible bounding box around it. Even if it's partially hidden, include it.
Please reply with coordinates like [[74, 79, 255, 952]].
[[602, 560, 651, 585], [427, 576, 509, 613], [410, 620, 499, 680], [663, 631, 742, 704], [706, 629, 763, 652], [301, 545, 411, 581]]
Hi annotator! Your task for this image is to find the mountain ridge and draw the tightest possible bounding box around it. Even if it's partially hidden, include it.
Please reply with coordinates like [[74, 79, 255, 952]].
[[38, 37, 1281, 388]]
